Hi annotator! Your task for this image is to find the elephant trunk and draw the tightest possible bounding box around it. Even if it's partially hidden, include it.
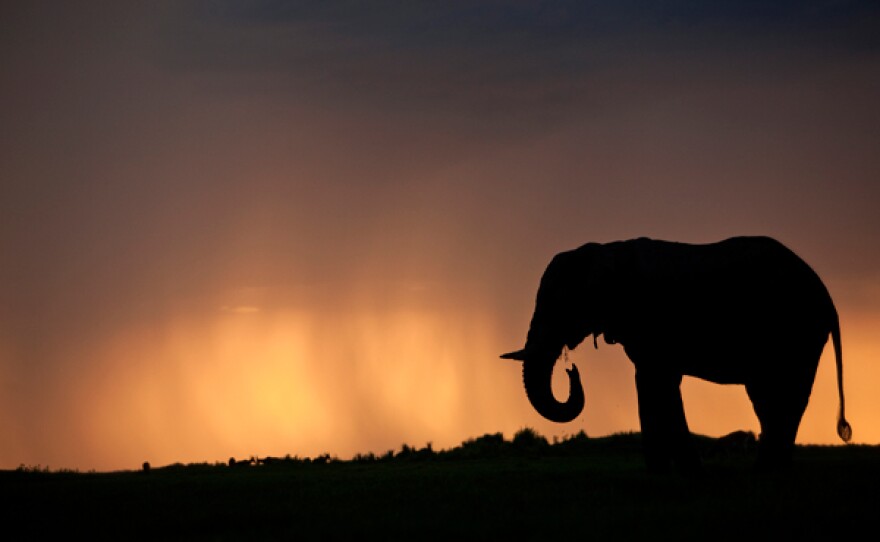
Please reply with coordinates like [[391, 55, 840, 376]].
[[519, 350, 585, 423]]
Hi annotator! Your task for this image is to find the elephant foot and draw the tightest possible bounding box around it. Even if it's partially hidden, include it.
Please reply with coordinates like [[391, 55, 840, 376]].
[[644, 454, 673, 475], [754, 452, 794, 473], [753, 438, 795, 473]]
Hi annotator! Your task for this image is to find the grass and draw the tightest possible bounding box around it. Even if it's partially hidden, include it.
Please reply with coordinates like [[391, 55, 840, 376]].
[[1, 430, 877, 540]]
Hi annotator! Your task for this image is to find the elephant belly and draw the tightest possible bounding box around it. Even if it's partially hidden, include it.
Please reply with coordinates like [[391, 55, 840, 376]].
[[625, 338, 758, 385], [681, 361, 748, 385]]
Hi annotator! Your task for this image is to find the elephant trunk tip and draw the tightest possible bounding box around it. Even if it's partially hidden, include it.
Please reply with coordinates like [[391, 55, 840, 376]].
[[522, 355, 585, 424]]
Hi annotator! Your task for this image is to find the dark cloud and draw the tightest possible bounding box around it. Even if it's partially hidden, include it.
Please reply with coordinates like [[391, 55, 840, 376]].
[[195, 1, 880, 45], [179, 1, 880, 58], [154, 0, 880, 121]]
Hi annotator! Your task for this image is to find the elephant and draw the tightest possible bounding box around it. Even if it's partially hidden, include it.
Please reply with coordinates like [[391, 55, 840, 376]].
[[501, 236, 852, 473]]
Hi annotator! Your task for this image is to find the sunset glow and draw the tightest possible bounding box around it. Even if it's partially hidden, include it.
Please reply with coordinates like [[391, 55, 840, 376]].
[[1, 2, 878, 471], [3, 294, 876, 472]]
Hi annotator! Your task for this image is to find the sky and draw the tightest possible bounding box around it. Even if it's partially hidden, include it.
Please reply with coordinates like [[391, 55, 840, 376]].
[[1, 1, 878, 471]]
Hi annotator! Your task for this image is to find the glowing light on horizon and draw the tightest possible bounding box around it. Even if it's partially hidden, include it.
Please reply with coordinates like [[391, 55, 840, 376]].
[[11, 304, 507, 471], [1, 298, 876, 472], [220, 306, 262, 314]]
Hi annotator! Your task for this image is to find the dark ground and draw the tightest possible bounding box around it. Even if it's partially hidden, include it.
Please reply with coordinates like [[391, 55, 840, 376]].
[[2, 431, 877, 541]]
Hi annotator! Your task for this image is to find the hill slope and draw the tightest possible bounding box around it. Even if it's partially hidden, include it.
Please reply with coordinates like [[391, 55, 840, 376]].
[[1, 431, 876, 540]]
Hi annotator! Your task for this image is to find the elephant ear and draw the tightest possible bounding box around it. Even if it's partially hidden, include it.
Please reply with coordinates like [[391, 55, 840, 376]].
[[565, 243, 618, 340], [592, 240, 642, 342]]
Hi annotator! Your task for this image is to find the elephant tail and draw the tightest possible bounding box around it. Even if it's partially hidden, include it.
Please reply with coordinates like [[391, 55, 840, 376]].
[[832, 315, 853, 443]]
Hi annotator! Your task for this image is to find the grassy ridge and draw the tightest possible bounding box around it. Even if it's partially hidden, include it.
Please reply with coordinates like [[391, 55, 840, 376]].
[[2, 431, 878, 540]]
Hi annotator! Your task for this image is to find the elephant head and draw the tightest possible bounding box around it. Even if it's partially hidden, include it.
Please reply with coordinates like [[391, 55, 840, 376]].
[[501, 244, 618, 423]]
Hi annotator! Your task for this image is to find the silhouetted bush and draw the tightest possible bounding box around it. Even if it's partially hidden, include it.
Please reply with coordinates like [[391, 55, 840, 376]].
[[395, 442, 436, 461], [454, 432, 507, 459], [511, 427, 550, 456], [228, 457, 254, 467], [101, 428, 769, 473], [703, 430, 757, 459]]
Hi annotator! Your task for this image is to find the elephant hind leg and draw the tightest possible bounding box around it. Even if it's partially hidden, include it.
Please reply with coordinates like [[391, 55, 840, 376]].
[[635, 369, 700, 475], [746, 365, 817, 471]]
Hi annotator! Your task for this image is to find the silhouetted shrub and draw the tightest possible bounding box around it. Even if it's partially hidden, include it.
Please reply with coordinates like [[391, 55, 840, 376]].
[[353, 452, 377, 463], [553, 430, 592, 455], [313, 453, 333, 464], [512, 427, 549, 456], [229, 457, 254, 467], [704, 430, 758, 459], [395, 442, 435, 461], [456, 432, 507, 459]]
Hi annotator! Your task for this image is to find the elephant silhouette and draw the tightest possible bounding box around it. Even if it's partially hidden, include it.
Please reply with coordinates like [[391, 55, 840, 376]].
[[501, 236, 852, 473]]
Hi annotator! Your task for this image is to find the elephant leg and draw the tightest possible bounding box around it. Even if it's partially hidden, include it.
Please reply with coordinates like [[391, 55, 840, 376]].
[[635, 369, 700, 475], [746, 358, 819, 471]]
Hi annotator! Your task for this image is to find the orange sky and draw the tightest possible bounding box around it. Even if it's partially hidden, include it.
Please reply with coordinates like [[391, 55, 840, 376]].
[[1, 2, 879, 471]]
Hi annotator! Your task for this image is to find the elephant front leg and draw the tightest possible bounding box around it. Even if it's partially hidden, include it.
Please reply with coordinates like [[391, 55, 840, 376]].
[[635, 369, 700, 475]]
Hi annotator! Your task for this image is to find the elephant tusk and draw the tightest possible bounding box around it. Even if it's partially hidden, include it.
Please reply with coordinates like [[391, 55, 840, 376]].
[[500, 349, 527, 361]]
